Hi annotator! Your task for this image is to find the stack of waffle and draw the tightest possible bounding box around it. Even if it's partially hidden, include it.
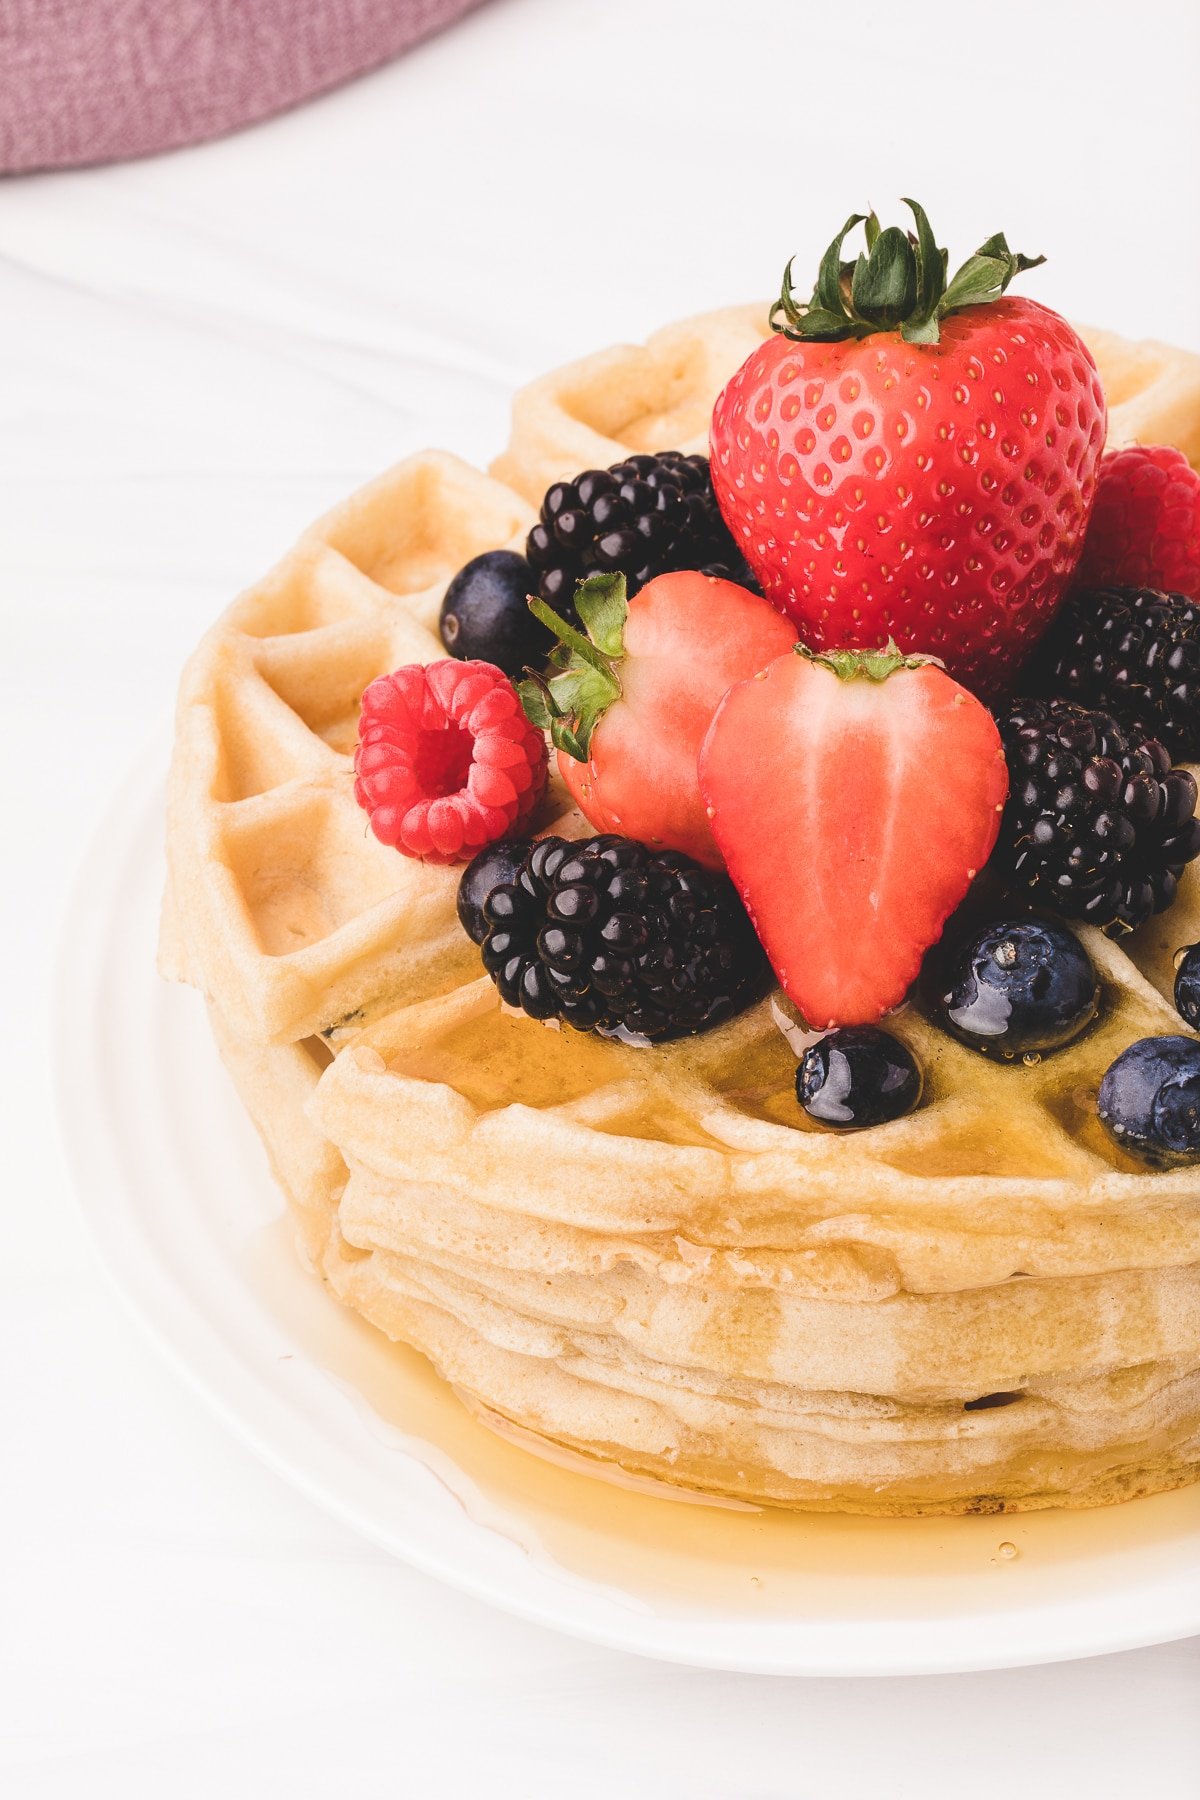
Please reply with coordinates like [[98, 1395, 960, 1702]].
[[161, 310, 1200, 1513]]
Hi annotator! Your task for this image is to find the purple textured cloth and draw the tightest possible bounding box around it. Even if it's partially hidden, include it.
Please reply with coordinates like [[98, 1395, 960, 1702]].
[[0, 0, 484, 173]]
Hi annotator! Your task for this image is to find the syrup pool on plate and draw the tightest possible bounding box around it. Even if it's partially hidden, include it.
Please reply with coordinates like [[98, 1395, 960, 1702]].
[[241, 1210, 1200, 1624]]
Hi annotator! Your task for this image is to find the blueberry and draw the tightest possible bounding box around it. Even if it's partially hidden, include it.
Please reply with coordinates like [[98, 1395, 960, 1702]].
[[439, 550, 548, 677], [932, 918, 1099, 1059], [456, 838, 534, 945], [1175, 944, 1200, 1028], [796, 1027, 922, 1130], [1097, 1036, 1200, 1165]]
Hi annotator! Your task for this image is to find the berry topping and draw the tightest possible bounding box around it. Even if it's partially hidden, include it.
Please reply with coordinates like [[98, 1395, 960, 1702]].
[[457, 837, 534, 945], [709, 200, 1105, 696], [1175, 944, 1200, 1029], [478, 834, 768, 1040], [354, 660, 548, 865], [525, 451, 754, 628], [993, 698, 1200, 934], [1097, 1036, 1200, 1166], [1027, 584, 1200, 761], [796, 1027, 922, 1130], [930, 918, 1100, 1059], [698, 643, 1009, 1028], [520, 569, 795, 868], [1075, 445, 1200, 601], [439, 550, 549, 678]]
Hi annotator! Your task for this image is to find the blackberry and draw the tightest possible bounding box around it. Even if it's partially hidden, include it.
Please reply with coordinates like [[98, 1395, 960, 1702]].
[[993, 698, 1200, 934], [1028, 584, 1200, 760], [457, 838, 533, 945], [796, 1027, 922, 1130], [525, 451, 754, 626], [931, 918, 1100, 1060], [479, 834, 767, 1040]]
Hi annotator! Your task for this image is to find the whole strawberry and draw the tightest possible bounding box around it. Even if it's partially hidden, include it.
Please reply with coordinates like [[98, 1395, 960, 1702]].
[[519, 569, 795, 867], [1074, 444, 1200, 599], [710, 201, 1107, 697]]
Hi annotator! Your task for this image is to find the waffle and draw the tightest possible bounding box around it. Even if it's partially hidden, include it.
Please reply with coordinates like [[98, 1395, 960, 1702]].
[[490, 307, 1200, 502], [163, 312, 1200, 1514]]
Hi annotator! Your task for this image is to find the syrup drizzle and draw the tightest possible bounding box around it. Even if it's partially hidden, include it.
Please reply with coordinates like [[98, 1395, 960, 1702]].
[[242, 1214, 1200, 1624]]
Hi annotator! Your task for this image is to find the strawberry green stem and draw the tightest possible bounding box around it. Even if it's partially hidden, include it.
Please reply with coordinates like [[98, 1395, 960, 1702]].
[[518, 574, 628, 761], [796, 640, 944, 682], [771, 199, 1045, 347]]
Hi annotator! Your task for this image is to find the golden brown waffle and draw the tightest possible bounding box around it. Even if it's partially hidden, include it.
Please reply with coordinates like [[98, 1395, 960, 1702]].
[[164, 452, 540, 1044], [491, 306, 1200, 501], [163, 313, 1200, 1514]]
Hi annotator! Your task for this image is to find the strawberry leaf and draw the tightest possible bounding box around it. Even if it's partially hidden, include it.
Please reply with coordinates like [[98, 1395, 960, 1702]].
[[771, 201, 1043, 347], [850, 226, 918, 328], [519, 578, 627, 761], [528, 596, 613, 681], [901, 313, 942, 346], [789, 308, 874, 342], [796, 639, 945, 682], [901, 196, 947, 340], [550, 720, 589, 761], [815, 212, 868, 315], [573, 572, 628, 658], [940, 233, 1046, 314], [517, 675, 554, 730]]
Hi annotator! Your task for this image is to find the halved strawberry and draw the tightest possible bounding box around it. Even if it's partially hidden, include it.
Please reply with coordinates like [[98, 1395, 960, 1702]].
[[520, 569, 796, 868], [698, 644, 1009, 1026]]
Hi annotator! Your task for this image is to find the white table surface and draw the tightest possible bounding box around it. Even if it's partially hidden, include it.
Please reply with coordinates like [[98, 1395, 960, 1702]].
[[3, 0, 1199, 1792]]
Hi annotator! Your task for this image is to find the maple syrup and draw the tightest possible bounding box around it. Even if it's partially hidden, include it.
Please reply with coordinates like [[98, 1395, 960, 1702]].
[[243, 1213, 1200, 1623]]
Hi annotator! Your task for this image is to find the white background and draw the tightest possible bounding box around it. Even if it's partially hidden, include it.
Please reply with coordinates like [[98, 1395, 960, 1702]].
[[3, 0, 1199, 1792]]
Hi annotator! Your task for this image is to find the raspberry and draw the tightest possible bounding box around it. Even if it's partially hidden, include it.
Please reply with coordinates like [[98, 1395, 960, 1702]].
[[354, 660, 548, 864], [1076, 445, 1200, 600]]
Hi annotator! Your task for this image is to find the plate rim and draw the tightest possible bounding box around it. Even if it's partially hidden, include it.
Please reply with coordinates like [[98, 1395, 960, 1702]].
[[54, 744, 1200, 1677]]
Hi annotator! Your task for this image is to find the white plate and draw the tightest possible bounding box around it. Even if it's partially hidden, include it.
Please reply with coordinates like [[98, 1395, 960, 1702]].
[[56, 753, 1200, 1677]]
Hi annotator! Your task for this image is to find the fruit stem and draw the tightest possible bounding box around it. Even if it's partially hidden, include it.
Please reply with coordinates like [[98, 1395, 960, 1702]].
[[771, 200, 1044, 346], [517, 574, 628, 761], [796, 639, 944, 682], [527, 596, 613, 677]]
